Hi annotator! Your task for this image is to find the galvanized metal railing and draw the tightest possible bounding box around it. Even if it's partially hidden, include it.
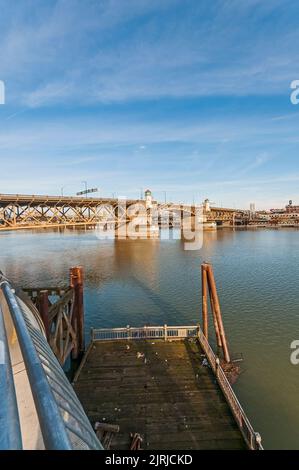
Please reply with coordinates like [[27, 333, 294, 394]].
[[92, 324, 198, 341], [0, 274, 103, 450], [198, 329, 263, 450], [0, 302, 22, 449]]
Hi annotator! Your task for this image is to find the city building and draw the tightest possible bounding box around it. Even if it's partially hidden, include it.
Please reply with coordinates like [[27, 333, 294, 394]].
[[285, 200, 299, 214]]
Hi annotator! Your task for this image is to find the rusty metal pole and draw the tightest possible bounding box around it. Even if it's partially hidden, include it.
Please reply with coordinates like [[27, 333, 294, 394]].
[[70, 266, 85, 359], [206, 264, 231, 363], [39, 290, 50, 341], [207, 282, 222, 349], [201, 264, 208, 339]]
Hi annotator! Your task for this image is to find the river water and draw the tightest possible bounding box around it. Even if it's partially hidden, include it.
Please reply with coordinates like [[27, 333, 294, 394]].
[[0, 227, 298, 449]]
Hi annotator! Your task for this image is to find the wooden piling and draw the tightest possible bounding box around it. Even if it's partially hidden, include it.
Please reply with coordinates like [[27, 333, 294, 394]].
[[70, 266, 85, 359], [202, 262, 222, 348], [208, 282, 222, 349], [38, 290, 50, 341], [206, 264, 231, 363], [201, 264, 208, 339]]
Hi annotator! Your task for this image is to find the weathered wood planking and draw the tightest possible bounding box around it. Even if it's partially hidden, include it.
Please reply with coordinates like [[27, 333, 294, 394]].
[[74, 339, 246, 450]]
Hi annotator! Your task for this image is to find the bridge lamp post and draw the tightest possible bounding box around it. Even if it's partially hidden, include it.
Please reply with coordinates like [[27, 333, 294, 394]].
[[81, 181, 88, 198]]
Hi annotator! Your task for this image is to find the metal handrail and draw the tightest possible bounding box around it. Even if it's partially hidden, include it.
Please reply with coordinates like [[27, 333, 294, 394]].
[[1, 280, 72, 450], [0, 276, 103, 450], [0, 302, 22, 449], [92, 325, 198, 341], [198, 329, 263, 450]]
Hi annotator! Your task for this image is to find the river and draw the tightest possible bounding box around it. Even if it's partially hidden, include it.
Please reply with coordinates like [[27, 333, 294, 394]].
[[0, 227, 298, 449]]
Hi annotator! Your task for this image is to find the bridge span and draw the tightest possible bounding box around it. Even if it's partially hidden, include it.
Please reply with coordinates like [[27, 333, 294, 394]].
[[0, 193, 248, 232]]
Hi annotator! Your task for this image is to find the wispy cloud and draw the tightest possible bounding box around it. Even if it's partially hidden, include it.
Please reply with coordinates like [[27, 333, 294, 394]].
[[0, 0, 299, 208], [0, 0, 299, 106]]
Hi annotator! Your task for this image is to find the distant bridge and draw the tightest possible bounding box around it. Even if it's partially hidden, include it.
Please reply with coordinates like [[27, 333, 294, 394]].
[[159, 202, 248, 226], [0, 193, 248, 232]]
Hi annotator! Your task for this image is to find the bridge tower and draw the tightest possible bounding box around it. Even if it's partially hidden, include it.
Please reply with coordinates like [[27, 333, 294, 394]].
[[203, 199, 211, 213], [145, 189, 153, 209]]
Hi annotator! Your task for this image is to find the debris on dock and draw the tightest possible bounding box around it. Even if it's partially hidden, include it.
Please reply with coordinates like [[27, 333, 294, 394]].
[[74, 338, 246, 450]]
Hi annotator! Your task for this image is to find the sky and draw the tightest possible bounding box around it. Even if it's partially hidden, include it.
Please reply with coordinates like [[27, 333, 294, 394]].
[[0, 0, 299, 209]]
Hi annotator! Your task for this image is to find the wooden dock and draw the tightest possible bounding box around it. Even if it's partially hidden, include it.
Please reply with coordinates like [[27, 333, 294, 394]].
[[73, 326, 259, 450]]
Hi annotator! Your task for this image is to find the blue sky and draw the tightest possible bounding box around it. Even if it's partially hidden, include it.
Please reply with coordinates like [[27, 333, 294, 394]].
[[0, 0, 299, 209]]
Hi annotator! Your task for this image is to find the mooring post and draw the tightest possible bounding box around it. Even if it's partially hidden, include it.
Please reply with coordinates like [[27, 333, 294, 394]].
[[39, 290, 50, 341], [201, 264, 209, 339], [70, 266, 85, 359], [206, 264, 231, 363], [208, 282, 222, 349]]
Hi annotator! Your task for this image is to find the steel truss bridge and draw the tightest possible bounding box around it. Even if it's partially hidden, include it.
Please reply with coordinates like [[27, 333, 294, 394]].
[[0, 193, 247, 231]]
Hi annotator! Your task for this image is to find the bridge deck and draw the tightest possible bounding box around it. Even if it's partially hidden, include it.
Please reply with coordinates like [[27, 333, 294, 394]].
[[73, 338, 246, 450], [0, 193, 141, 206]]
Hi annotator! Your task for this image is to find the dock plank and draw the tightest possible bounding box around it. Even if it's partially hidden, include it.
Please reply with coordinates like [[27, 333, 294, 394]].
[[74, 339, 246, 450]]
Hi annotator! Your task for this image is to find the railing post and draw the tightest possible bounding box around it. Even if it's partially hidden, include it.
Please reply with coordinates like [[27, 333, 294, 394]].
[[38, 290, 50, 341], [215, 356, 220, 375], [164, 324, 167, 341], [70, 266, 85, 359], [255, 432, 262, 450]]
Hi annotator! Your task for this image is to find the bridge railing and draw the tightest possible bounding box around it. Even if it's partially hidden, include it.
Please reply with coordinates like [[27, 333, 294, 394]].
[[0, 274, 102, 450]]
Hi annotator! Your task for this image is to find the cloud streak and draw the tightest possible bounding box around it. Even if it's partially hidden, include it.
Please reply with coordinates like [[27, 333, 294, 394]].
[[0, 0, 299, 209], [0, 0, 299, 106]]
